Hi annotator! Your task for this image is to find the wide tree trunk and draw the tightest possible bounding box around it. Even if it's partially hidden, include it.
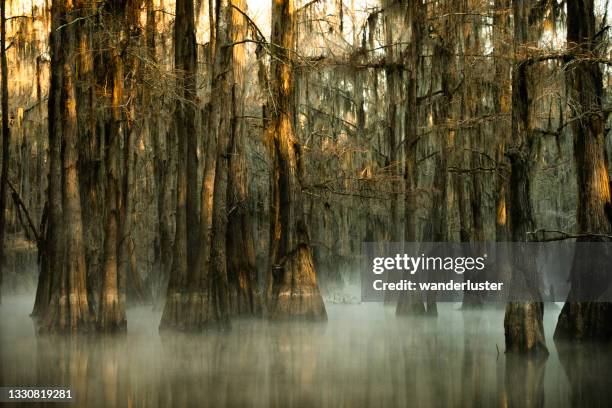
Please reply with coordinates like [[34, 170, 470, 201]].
[[396, 0, 425, 317], [199, 0, 243, 328], [226, 0, 262, 317], [32, 0, 65, 318], [421, 24, 454, 317], [146, 0, 173, 307], [265, 0, 326, 321], [74, 0, 103, 312], [39, 0, 93, 332], [160, 0, 199, 330], [503, 0, 547, 355], [98, 24, 127, 331], [554, 0, 612, 342]]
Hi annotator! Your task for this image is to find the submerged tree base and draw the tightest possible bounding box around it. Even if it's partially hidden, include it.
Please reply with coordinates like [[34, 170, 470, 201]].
[[36, 296, 95, 334], [504, 301, 548, 355], [554, 302, 612, 342], [396, 293, 426, 316], [159, 291, 232, 332], [229, 286, 262, 317], [98, 296, 127, 333], [267, 246, 327, 321]]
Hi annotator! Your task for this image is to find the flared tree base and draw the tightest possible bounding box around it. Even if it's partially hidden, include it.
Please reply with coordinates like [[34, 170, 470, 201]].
[[37, 295, 94, 334], [98, 294, 127, 333], [504, 301, 548, 355], [267, 246, 327, 321], [554, 302, 612, 342], [396, 293, 426, 316], [229, 285, 263, 317], [159, 291, 230, 332]]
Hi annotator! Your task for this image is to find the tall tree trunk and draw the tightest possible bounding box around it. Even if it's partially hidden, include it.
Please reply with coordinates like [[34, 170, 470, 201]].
[[193, 2, 218, 325], [98, 36, 126, 331], [383, 4, 399, 243], [266, 0, 326, 320], [122, 0, 150, 306], [40, 0, 93, 332], [492, 0, 511, 303], [422, 24, 454, 317], [504, 0, 547, 355], [458, 1, 484, 310], [396, 0, 425, 316], [32, 0, 65, 318], [0, 0, 10, 305], [74, 0, 103, 312], [226, 0, 262, 317], [146, 0, 173, 307], [160, 0, 199, 330], [554, 0, 612, 342], [198, 0, 239, 328]]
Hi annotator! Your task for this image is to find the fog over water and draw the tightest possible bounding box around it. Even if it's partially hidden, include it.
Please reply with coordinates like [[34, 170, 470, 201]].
[[0, 294, 610, 407]]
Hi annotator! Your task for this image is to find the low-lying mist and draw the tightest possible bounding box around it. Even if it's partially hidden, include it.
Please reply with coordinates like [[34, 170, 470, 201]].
[[1, 293, 610, 407]]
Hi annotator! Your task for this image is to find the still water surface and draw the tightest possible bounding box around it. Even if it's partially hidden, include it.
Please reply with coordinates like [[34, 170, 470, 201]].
[[1, 294, 610, 407]]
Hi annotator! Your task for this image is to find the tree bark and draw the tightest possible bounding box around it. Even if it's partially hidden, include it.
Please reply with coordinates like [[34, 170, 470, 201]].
[[39, 0, 93, 332], [554, 0, 612, 342], [200, 0, 240, 328], [504, 0, 547, 355], [98, 33, 127, 331], [226, 0, 262, 317], [492, 0, 511, 304], [160, 0, 199, 330], [396, 0, 425, 317], [74, 0, 103, 313], [146, 0, 173, 307], [266, 0, 326, 321], [32, 0, 65, 318]]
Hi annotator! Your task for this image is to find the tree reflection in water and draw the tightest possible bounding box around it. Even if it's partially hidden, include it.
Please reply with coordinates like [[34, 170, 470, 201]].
[[1, 295, 611, 407]]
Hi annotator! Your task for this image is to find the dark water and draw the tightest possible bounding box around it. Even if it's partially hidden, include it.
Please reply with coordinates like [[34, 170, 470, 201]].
[[1, 294, 611, 407]]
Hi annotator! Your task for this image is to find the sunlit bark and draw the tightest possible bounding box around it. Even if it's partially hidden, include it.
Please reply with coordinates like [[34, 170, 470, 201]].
[[555, 0, 612, 342], [226, 0, 262, 317], [266, 0, 326, 320], [503, 0, 547, 355], [38, 0, 93, 332]]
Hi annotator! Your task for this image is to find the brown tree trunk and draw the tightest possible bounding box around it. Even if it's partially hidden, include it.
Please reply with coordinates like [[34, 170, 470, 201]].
[[146, 0, 173, 306], [396, 0, 425, 317], [193, 5, 219, 325], [226, 0, 262, 317], [266, 0, 326, 321], [73, 0, 102, 311], [458, 2, 484, 310], [422, 25, 454, 317], [98, 38, 127, 331], [199, 0, 240, 328], [32, 0, 65, 318], [504, 0, 547, 355], [554, 0, 612, 342], [492, 0, 511, 303], [122, 0, 150, 306], [40, 0, 93, 332], [0, 0, 10, 305], [160, 0, 199, 330]]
